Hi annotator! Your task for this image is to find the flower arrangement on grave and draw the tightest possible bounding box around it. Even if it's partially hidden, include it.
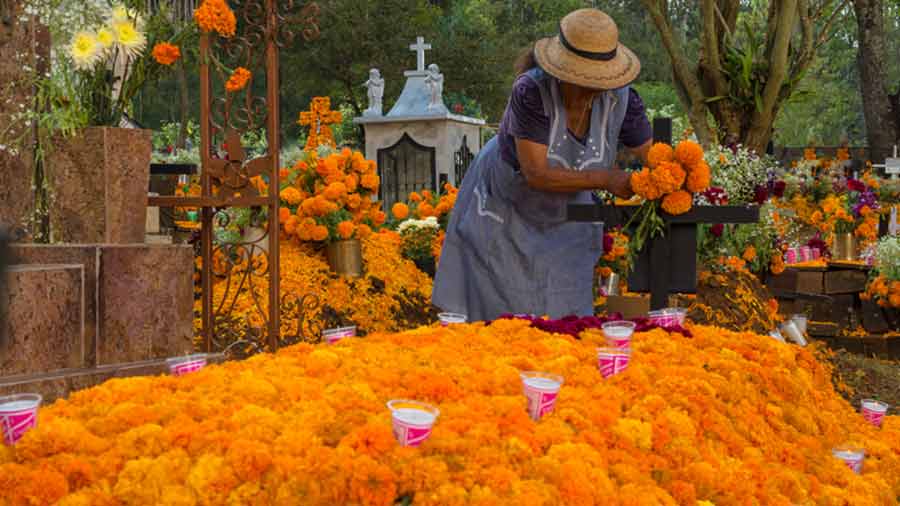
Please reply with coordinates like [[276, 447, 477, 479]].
[[595, 228, 630, 283], [626, 140, 710, 254], [402, 184, 459, 228], [396, 217, 441, 266], [5, 318, 900, 505], [702, 144, 778, 206], [278, 146, 384, 244], [697, 203, 783, 276], [862, 236, 900, 308]]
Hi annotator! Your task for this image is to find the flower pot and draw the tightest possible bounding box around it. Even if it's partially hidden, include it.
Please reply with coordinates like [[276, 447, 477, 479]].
[[832, 233, 857, 261], [47, 127, 152, 243], [413, 257, 436, 277], [326, 239, 362, 277]]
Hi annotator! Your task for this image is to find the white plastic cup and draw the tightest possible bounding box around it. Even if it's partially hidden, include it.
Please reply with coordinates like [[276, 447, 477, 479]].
[[438, 313, 467, 326], [597, 347, 632, 378], [647, 308, 688, 329], [520, 371, 563, 421], [166, 353, 208, 376], [832, 446, 865, 474], [768, 330, 786, 343], [780, 320, 808, 346], [861, 399, 889, 428], [0, 394, 42, 445], [323, 326, 356, 345], [387, 400, 439, 447], [790, 314, 808, 335], [601, 321, 636, 348]]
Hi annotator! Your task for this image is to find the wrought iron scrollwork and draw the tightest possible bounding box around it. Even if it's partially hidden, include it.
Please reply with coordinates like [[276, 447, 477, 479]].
[[281, 293, 322, 345]]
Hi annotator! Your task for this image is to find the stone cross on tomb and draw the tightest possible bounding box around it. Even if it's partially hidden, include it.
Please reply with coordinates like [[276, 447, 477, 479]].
[[871, 144, 900, 180], [298, 96, 342, 152], [407, 36, 431, 75]]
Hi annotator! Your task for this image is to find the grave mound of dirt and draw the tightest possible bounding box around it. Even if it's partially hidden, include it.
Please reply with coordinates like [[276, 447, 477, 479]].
[[683, 268, 780, 334]]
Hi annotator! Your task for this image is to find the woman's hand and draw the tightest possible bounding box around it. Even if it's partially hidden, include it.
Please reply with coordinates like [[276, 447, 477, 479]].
[[604, 168, 634, 199]]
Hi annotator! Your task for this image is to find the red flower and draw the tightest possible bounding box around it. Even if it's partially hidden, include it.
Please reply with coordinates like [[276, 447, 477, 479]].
[[710, 223, 724, 237], [847, 179, 865, 192], [772, 180, 786, 198], [602, 233, 614, 254], [753, 185, 769, 204]]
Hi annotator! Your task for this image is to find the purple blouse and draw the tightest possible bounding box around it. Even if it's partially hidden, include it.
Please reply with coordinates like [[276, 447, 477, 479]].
[[498, 74, 652, 168]]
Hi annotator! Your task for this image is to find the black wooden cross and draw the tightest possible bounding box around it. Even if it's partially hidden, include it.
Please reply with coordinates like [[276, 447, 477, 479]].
[[567, 204, 760, 310]]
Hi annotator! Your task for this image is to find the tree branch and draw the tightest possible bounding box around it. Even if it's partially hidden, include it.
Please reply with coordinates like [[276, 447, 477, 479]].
[[757, 0, 798, 118], [701, 0, 729, 97]]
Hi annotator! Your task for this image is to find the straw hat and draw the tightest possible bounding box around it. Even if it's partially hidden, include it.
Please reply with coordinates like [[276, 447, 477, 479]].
[[534, 9, 640, 90]]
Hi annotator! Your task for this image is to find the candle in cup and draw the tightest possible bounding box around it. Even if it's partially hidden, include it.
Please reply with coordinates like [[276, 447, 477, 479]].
[[0, 394, 42, 446], [387, 400, 439, 447], [601, 321, 636, 348]]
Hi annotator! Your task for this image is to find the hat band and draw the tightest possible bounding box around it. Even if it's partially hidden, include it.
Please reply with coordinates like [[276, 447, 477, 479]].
[[558, 23, 618, 61]]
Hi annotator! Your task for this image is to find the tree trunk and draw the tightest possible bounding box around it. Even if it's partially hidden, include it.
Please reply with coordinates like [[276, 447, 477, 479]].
[[853, 0, 899, 150]]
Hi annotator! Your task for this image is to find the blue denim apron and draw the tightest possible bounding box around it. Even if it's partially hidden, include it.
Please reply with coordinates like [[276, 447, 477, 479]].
[[433, 68, 630, 321]]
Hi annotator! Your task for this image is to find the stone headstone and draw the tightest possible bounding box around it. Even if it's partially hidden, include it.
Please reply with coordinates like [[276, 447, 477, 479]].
[[0, 2, 50, 238]]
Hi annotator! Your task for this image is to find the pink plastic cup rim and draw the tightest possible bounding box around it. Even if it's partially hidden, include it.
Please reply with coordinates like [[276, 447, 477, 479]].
[[386, 399, 440, 420], [166, 354, 208, 375], [861, 399, 889, 413], [519, 371, 564, 389], [0, 394, 42, 446], [648, 308, 687, 326], [323, 326, 356, 343], [438, 313, 467, 325]]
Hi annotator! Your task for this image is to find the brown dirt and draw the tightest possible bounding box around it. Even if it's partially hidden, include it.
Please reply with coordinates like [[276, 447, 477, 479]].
[[830, 349, 900, 409], [682, 269, 778, 334]]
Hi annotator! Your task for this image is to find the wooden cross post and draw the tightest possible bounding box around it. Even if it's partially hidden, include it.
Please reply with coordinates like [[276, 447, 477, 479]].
[[568, 204, 760, 310], [298, 96, 343, 152]]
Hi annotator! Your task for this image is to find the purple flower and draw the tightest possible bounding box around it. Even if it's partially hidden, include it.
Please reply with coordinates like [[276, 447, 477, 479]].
[[603, 233, 614, 254]]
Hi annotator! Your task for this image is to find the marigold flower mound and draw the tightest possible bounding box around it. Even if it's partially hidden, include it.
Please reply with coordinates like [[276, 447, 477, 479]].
[[5, 321, 900, 505], [201, 231, 435, 341]]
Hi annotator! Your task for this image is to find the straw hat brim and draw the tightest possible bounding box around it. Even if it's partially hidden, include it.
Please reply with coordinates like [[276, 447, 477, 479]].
[[534, 35, 640, 90]]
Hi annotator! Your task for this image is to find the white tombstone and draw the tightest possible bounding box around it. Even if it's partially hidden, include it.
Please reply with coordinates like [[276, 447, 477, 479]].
[[872, 145, 900, 180], [354, 36, 485, 209]]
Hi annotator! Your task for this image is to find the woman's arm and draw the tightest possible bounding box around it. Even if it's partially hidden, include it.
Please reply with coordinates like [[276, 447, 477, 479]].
[[516, 138, 634, 198], [628, 139, 652, 165]]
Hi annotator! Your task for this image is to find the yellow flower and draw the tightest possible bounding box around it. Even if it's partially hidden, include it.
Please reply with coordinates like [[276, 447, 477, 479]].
[[96, 28, 115, 49], [112, 21, 146, 58], [70, 31, 101, 70], [109, 4, 133, 23]]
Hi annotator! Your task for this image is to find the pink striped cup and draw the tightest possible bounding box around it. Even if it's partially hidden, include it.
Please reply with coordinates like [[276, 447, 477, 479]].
[[597, 347, 632, 378], [861, 399, 888, 428], [387, 400, 439, 447], [323, 326, 356, 345], [647, 308, 687, 329], [785, 248, 798, 264], [0, 394, 42, 446], [520, 371, 563, 421], [799, 246, 812, 262], [832, 446, 865, 474], [166, 354, 208, 376]]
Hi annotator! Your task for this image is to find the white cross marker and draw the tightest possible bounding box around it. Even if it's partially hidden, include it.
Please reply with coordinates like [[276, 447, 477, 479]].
[[409, 36, 431, 73], [871, 144, 900, 180]]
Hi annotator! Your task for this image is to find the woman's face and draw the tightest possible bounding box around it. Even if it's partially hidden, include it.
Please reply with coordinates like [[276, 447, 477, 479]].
[[560, 81, 603, 101]]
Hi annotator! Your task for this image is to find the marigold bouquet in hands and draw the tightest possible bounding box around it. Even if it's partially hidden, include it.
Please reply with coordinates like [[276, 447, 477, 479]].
[[626, 140, 710, 253], [278, 147, 385, 243]]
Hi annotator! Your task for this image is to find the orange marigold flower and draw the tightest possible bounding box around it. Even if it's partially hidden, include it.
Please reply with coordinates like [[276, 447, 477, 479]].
[[630, 167, 661, 200], [225, 67, 251, 92], [279, 187, 303, 205], [357, 223, 373, 238], [337, 221, 356, 240], [661, 190, 692, 215], [647, 142, 675, 169], [418, 203, 435, 218], [742, 245, 757, 262], [686, 160, 711, 193], [278, 207, 291, 224], [409, 192, 422, 203], [311, 225, 329, 241], [151, 42, 181, 65], [360, 173, 379, 191], [392, 203, 409, 220], [194, 0, 237, 37], [323, 182, 348, 201], [651, 162, 685, 194], [674, 140, 704, 167]]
